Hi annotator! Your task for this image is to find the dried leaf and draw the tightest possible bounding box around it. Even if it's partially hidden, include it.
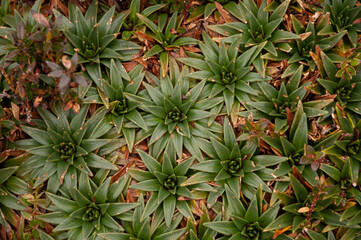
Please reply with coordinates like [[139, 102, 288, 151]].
[[33, 96, 43, 107], [11, 102, 19, 120], [273, 225, 292, 239], [33, 13, 50, 28], [62, 55, 72, 69]]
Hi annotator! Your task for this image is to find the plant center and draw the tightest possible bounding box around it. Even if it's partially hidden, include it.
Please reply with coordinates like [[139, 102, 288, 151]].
[[163, 175, 177, 190], [243, 224, 261, 239], [347, 140, 360, 155], [276, 102, 293, 116], [340, 178, 352, 190], [58, 142, 76, 159], [168, 107, 183, 123], [227, 159, 241, 175], [336, 87, 352, 103], [289, 152, 301, 165], [111, 99, 128, 116], [83, 41, 101, 59], [221, 68, 237, 84], [84, 204, 101, 221]]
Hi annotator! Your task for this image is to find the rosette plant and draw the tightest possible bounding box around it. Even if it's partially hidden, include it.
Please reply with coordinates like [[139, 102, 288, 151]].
[[121, 0, 165, 40], [322, 0, 361, 47], [99, 194, 186, 240], [128, 144, 215, 226], [53, 0, 140, 82], [16, 104, 124, 193], [84, 60, 147, 151], [315, 52, 361, 116], [137, 12, 198, 77], [181, 117, 288, 200], [208, 0, 300, 75], [184, 203, 219, 240], [186, 0, 239, 20], [179, 32, 270, 120], [37, 174, 139, 240], [322, 105, 361, 189], [0, 157, 31, 230], [262, 103, 326, 186], [204, 186, 279, 240], [239, 66, 332, 133], [126, 62, 223, 160], [274, 14, 346, 77]]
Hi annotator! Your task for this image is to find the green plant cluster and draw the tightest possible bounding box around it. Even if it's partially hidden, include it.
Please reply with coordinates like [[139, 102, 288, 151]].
[[0, 0, 361, 239]]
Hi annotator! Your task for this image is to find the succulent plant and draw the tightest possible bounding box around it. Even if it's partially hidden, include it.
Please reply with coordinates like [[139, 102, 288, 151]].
[[99, 194, 186, 240], [184, 202, 219, 240], [179, 32, 270, 121], [261, 103, 329, 188], [0, 159, 30, 230], [182, 117, 288, 200], [16, 104, 124, 193], [186, 0, 239, 22], [37, 174, 139, 240], [204, 186, 279, 240], [239, 66, 332, 133], [129, 144, 214, 226], [322, 0, 361, 47], [126, 62, 223, 160], [321, 105, 361, 191], [84, 60, 147, 151], [313, 52, 361, 116], [271, 14, 346, 78], [137, 12, 197, 77], [53, 0, 140, 83], [121, 0, 165, 40], [208, 0, 300, 76]]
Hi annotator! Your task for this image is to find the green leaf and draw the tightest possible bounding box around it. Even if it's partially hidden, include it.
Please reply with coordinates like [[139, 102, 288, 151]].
[[21, 126, 51, 145], [153, 229, 186, 240], [136, 150, 162, 174], [290, 174, 308, 203], [163, 194, 176, 226], [136, 13, 159, 33], [143, 44, 164, 58], [181, 172, 215, 186], [46, 192, 78, 213], [210, 138, 231, 161], [131, 179, 161, 191], [203, 221, 238, 235], [264, 212, 294, 231], [94, 177, 111, 204]]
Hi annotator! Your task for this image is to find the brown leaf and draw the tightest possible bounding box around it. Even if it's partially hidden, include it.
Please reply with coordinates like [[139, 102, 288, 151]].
[[72, 102, 80, 114], [33, 95, 43, 107], [299, 32, 312, 41], [111, 158, 133, 184], [33, 13, 50, 28], [61, 55, 72, 70], [64, 101, 73, 111], [136, 31, 155, 44], [11, 102, 19, 120], [18, 86, 26, 99], [214, 2, 233, 23], [273, 226, 292, 239]]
